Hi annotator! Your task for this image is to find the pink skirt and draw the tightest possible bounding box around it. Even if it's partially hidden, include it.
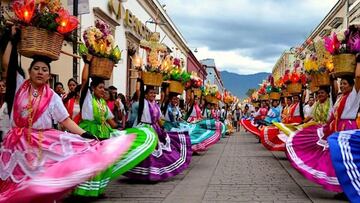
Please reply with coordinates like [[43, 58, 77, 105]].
[[286, 124, 342, 192], [0, 128, 135, 203]]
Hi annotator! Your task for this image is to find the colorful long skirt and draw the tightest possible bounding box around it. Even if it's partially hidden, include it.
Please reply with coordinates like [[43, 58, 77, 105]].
[[328, 130, 360, 202], [164, 119, 221, 152], [73, 124, 157, 197], [260, 126, 285, 151], [286, 124, 342, 192], [124, 127, 192, 181], [240, 119, 260, 137], [0, 128, 135, 203]]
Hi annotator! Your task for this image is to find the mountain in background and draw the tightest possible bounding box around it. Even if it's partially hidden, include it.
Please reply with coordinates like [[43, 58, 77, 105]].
[[220, 71, 270, 99]]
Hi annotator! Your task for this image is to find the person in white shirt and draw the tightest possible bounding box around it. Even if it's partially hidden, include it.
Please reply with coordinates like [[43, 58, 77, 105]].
[[303, 96, 315, 119]]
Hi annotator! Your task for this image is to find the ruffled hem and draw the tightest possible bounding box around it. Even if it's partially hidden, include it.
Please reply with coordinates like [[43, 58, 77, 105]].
[[0, 129, 135, 202], [286, 125, 341, 192], [329, 130, 360, 202], [124, 130, 192, 181]]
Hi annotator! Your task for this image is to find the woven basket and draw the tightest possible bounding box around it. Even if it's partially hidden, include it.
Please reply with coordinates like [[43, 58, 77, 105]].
[[282, 91, 291, 98], [142, 72, 163, 87], [310, 73, 318, 87], [169, 80, 184, 94], [89, 57, 114, 80], [269, 92, 281, 100], [260, 94, 269, 101], [333, 54, 356, 77], [287, 83, 302, 94], [309, 80, 319, 93], [205, 95, 218, 104], [19, 26, 64, 60], [316, 71, 330, 86], [193, 88, 202, 97]]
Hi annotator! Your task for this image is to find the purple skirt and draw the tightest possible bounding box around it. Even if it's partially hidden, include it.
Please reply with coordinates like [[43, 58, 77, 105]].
[[124, 125, 192, 181]]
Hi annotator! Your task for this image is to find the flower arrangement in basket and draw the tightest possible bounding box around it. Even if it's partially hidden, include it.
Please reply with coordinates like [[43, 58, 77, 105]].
[[78, 19, 121, 80], [163, 58, 191, 94], [257, 81, 269, 101], [139, 32, 167, 86], [223, 90, 234, 104], [324, 25, 360, 77], [304, 53, 331, 87], [187, 72, 203, 97], [282, 69, 307, 95], [267, 75, 281, 100], [203, 82, 221, 104], [10, 0, 78, 60]]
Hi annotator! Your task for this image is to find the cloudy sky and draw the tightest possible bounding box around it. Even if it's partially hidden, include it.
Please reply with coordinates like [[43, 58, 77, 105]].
[[159, 0, 338, 74]]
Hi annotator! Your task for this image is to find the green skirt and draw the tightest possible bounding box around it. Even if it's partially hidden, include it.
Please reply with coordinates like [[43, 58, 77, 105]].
[[73, 123, 157, 197]]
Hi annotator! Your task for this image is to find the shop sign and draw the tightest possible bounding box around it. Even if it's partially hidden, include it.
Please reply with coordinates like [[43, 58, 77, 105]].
[[108, 0, 152, 39], [124, 9, 152, 40]]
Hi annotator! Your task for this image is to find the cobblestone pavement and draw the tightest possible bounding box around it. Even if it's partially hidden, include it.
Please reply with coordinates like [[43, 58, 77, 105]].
[[63, 130, 347, 203]]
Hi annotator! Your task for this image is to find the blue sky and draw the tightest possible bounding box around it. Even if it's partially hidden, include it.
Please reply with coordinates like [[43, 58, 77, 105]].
[[160, 0, 338, 74]]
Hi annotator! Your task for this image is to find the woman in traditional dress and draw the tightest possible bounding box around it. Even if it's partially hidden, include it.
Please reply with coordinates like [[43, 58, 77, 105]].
[[62, 78, 78, 101], [0, 30, 136, 203], [0, 80, 10, 141], [276, 87, 332, 136], [327, 61, 360, 201], [72, 58, 157, 197], [286, 94, 303, 124], [165, 93, 221, 153], [186, 96, 203, 122], [63, 84, 82, 124], [124, 83, 192, 181], [287, 72, 360, 193]]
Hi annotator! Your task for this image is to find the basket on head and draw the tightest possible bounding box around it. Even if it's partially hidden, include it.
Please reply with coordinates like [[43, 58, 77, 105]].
[[310, 73, 318, 87], [141, 72, 163, 87], [287, 83, 302, 95], [169, 80, 184, 94], [269, 92, 281, 100], [89, 56, 115, 80], [260, 94, 269, 101], [333, 54, 356, 77], [19, 26, 64, 61], [205, 95, 218, 104], [316, 71, 330, 86], [193, 88, 202, 97]]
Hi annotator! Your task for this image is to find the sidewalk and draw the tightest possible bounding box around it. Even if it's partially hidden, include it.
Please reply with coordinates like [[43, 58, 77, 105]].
[[66, 130, 347, 203]]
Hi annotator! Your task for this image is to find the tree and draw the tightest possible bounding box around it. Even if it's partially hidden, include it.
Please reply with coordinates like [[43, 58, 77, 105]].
[[246, 88, 257, 98]]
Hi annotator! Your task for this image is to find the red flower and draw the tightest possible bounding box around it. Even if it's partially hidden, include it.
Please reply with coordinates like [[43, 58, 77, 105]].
[[290, 72, 300, 83], [12, 0, 35, 24], [56, 8, 79, 34]]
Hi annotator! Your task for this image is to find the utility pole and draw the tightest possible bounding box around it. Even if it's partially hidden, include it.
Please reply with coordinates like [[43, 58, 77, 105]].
[[73, 0, 78, 80]]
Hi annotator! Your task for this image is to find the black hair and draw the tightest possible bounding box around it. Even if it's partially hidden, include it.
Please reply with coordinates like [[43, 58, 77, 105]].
[[54, 82, 63, 88], [161, 92, 178, 115], [131, 91, 139, 102], [90, 77, 105, 89], [341, 75, 355, 87], [318, 85, 330, 94], [67, 78, 78, 86], [29, 55, 52, 73], [108, 85, 117, 90], [63, 84, 82, 104], [80, 77, 104, 110], [118, 93, 128, 112], [5, 35, 25, 115]]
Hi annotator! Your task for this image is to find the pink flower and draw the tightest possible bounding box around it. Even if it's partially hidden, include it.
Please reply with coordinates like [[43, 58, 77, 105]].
[[324, 33, 340, 54]]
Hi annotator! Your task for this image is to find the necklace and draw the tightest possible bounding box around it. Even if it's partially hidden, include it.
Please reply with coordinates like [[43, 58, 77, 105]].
[[32, 89, 39, 97]]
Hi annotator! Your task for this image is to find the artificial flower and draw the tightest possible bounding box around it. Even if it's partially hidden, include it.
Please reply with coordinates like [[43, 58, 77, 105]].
[[55, 8, 78, 34], [12, 0, 35, 24]]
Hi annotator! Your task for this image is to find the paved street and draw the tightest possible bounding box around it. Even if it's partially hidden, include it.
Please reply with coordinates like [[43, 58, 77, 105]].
[[64, 130, 347, 203]]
